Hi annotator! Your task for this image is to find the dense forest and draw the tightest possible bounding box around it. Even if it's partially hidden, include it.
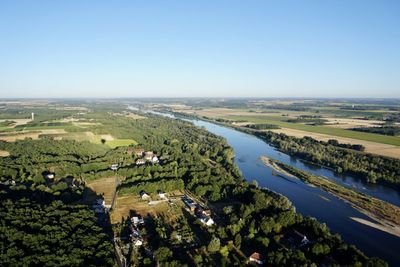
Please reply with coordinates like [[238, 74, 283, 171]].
[[0, 190, 114, 266], [0, 104, 388, 266]]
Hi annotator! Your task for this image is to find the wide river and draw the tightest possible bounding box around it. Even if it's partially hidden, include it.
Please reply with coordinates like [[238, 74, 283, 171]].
[[138, 109, 400, 266]]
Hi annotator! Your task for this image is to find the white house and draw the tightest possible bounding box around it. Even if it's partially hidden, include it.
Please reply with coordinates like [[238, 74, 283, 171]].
[[158, 191, 166, 199], [45, 173, 55, 179], [133, 239, 143, 247], [131, 216, 145, 225], [200, 216, 215, 226], [140, 191, 150, 200], [111, 164, 119, 171], [96, 198, 106, 206], [152, 156, 159, 163], [136, 159, 146, 165]]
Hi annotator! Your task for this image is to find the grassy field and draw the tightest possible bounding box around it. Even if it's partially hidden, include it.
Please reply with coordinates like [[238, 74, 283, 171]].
[[105, 139, 137, 148], [110, 191, 185, 224], [223, 114, 400, 146]]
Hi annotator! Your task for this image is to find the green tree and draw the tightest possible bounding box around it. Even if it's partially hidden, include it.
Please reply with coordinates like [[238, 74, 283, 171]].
[[207, 237, 221, 253]]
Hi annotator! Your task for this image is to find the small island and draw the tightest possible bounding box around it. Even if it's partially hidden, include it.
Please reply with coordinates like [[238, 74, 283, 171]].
[[260, 155, 400, 238]]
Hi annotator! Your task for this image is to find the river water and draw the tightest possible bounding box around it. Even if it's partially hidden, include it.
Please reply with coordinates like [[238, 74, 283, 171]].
[[137, 108, 400, 266]]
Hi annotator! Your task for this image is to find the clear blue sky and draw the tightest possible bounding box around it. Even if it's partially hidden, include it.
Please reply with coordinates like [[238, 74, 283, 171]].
[[0, 0, 399, 98]]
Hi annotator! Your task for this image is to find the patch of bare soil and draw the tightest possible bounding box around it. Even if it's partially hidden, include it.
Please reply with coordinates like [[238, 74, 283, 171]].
[[0, 150, 10, 157]]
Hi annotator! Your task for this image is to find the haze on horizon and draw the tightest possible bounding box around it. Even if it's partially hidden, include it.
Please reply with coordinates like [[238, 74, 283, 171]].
[[0, 0, 399, 99]]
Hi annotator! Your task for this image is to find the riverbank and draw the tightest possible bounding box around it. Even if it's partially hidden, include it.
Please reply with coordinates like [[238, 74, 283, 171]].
[[261, 155, 400, 238]]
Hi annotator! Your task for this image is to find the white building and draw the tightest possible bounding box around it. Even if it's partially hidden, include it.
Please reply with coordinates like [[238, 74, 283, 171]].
[[152, 156, 159, 163], [158, 191, 166, 199], [200, 216, 215, 226], [140, 191, 150, 200], [111, 164, 119, 171]]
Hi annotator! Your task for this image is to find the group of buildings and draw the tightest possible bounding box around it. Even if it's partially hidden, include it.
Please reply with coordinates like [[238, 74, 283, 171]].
[[128, 148, 159, 166], [139, 190, 166, 201], [109, 148, 159, 172], [182, 196, 215, 227], [129, 215, 145, 247]]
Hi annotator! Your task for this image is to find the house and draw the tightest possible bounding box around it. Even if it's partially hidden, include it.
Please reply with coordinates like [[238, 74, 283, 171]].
[[140, 190, 150, 200], [249, 252, 264, 265], [152, 156, 159, 163], [194, 206, 204, 216], [202, 208, 212, 216], [182, 196, 196, 211], [144, 151, 154, 161], [136, 159, 146, 165], [131, 216, 145, 226], [200, 216, 215, 226], [133, 239, 143, 247], [111, 164, 119, 171], [92, 198, 107, 213], [158, 191, 166, 199], [133, 148, 145, 157], [283, 229, 310, 248], [44, 172, 55, 179], [96, 198, 106, 206], [61, 177, 80, 188], [129, 224, 141, 238], [289, 230, 309, 246], [195, 205, 211, 217], [2, 179, 16, 186]]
